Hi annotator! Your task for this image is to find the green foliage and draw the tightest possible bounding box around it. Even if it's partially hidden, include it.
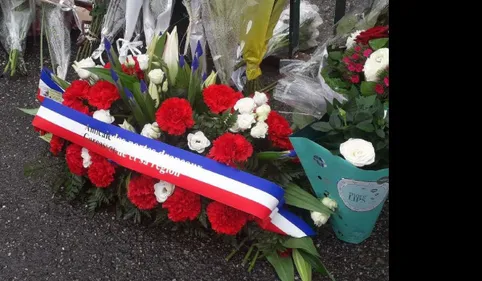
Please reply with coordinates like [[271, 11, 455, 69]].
[[369, 38, 389, 50], [87, 188, 114, 214], [63, 172, 86, 201], [266, 253, 294, 281], [18, 107, 39, 116], [283, 237, 320, 257], [284, 183, 334, 215], [293, 249, 312, 281]]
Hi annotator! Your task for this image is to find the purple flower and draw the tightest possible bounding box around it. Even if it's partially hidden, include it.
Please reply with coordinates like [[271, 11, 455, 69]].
[[202, 72, 207, 82], [191, 55, 199, 72], [110, 68, 118, 82], [124, 87, 134, 100], [140, 80, 148, 93], [179, 55, 185, 67], [195, 40, 203, 57]]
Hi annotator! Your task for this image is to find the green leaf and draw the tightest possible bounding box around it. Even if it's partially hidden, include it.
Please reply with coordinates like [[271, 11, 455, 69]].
[[293, 249, 312, 281], [266, 253, 294, 281], [283, 238, 320, 258], [360, 81, 377, 96], [376, 129, 386, 138], [39, 133, 52, 143], [298, 251, 335, 281], [347, 85, 360, 99], [18, 107, 39, 116], [85, 68, 138, 86], [311, 122, 332, 132], [328, 51, 343, 61], [329, 114, 342, 129], [369, 38, 389, 50], [293, 113, 316, 129], [356, 120, 375, 132], [51, 74, 70, 90], [284, 183, 334, 215]]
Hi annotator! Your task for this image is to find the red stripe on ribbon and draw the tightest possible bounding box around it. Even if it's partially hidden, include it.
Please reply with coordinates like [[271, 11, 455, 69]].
[[33, 116, 273, 220]]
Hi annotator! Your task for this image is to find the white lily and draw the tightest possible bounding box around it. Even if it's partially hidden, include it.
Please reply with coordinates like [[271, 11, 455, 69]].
[[162, 26, 179, 85]]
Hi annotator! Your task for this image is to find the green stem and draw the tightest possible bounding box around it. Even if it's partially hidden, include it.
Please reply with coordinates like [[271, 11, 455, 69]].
[[242, 245, 254, 266], [225, 248, 238, 262], [258, 80, 278, 93], [248, 249, 260, 272]]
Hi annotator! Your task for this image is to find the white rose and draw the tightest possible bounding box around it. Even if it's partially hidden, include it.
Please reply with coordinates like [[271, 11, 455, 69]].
[[311, 211, 330, 227], [364, 48, 389, 82], [236, 113, 256, 130], [322, 197, 338, 211], [187, 131, 211, 153], [81, 148, 92, 168], [154, 180, 176, 203], [141, 122, 161, 139], [119, 119, 136, 133], [72, 57, 95, 79], [253, 91, 268, 106], [345, 30, 363, 49], [148, 69, 165, 85], [125, 55, 136, 66], [250, 122, 268, 139], [255, 104, 271, 122], [93, 109, 115, 124], [234, 97, 256, 114], [137, 54, 149, 70], [340, 138, 376, 167]]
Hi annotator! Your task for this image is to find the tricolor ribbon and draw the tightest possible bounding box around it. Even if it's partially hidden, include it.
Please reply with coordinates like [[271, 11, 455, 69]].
[[37, 68, 65, 102], [33, 99, 314, 238]]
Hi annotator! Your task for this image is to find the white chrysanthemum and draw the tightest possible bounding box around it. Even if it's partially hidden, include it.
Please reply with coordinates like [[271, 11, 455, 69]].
[[311, 211, 330, 227], [346, 30, 364, 49], [364, 48, 389, 82]]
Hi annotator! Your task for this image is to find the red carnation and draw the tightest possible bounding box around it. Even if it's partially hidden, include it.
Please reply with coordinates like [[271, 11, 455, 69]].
[[104, 63, 111, 69], [355, 63, 364, 73], [62, 80, 91, 115], [375, 84, 385, 94], [65, 144, 86, 176], [206, 201, 249, 235], [87, 152, 115, 188], [363, 48, 373, 58], [354, 45, 362, 52], [266, 111, 293, 150], [342, 57, 351, 64], [350, 75, 360, 84], [88, 80, 120, 110], [155, 97, 194, 135], [384, 77, 389, 87], [162, 188, 201, 222], [347, 64, 356, 72], [351, 53, 360, 60], [49, 135, 65, 156], [203, 84, 243, 114], [355, 26, 389, 45], [127, 174, 158, 210], [208, 133, 253, 166]]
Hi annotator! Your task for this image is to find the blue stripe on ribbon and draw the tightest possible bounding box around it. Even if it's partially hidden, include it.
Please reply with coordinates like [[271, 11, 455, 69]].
[[42, 99, 285, 202], [41, 68, 65, 93], [278, 208, 315, 236]]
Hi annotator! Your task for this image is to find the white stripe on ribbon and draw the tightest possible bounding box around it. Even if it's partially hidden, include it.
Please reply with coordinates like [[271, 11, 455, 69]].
[[270, 213, 307, 238], [37, 106, 281, 212]]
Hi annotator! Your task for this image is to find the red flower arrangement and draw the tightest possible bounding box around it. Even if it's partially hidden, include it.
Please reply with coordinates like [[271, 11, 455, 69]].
[[65, 144, 86, 176], [127, 174, 158, 210], [155, 97, 195, 135], [50, 135, 65, 156], [355, 26, 389, 45], [162, 188, 201, 222], [87, 152, 116, 188], [208, 133, 253, 166], [104, 57, 144, 80], [88, 81, 120, 110], [266, 111, 293, 150], [62, 80, 91, 115], [206, 201, 249, 235], [203, 84, 243, 114]]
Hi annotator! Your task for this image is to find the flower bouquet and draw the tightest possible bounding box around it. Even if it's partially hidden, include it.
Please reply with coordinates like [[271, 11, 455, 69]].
[[0, 0, 36, 76], [24, 25, 337, 281], [274, 1, 389, 244]]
